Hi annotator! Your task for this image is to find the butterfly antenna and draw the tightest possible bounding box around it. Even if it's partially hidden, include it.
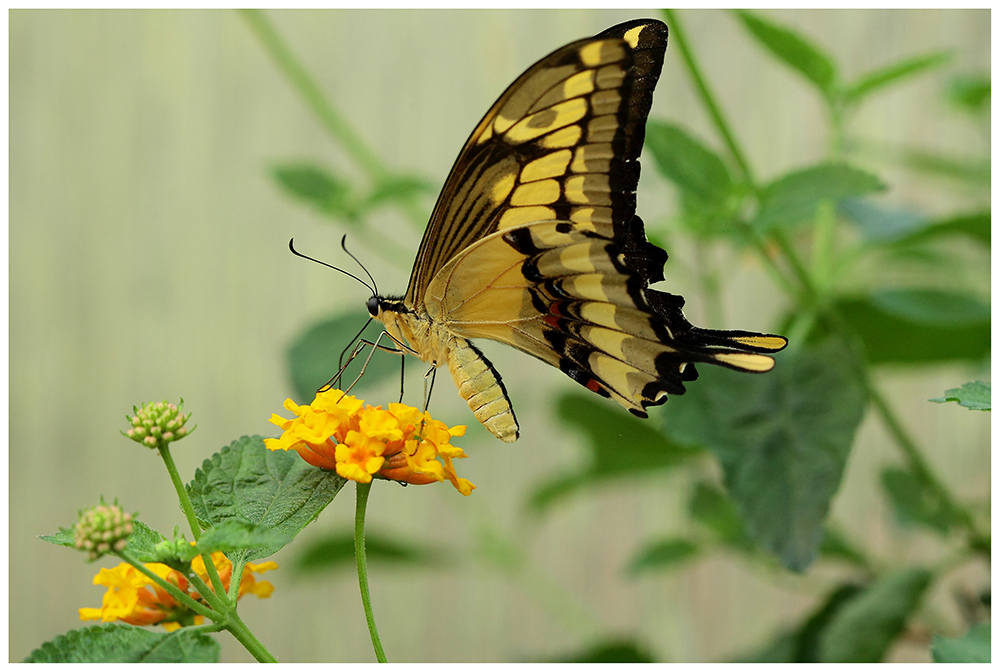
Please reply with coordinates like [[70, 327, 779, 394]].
[[287, 238, 375, 295], [340, 235, 379, 298]]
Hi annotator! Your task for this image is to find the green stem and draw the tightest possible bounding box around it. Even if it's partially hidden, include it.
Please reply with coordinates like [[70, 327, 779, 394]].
[[120, 550, 221, 620], [663, 9, 757, 191], [355, 481, 387, 663], [226, 612, 279, 663], [157, 445, 227, 599]]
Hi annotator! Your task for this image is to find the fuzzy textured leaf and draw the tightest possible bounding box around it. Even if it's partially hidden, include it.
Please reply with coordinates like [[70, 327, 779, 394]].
[[661, 339, 867, 571], [932, 623, 990, 663], [929, 380, 990, 410], [187, 435, 345, 563], [24, 623, 219, 663], [287, 310, 400, 401], [755, 163, 884, 232], [735, 10, 837, 95], [818, 569, 932, 662]]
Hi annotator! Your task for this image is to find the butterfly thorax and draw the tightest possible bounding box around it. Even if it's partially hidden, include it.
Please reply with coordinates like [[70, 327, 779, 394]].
[[368, 296, 520, 442]]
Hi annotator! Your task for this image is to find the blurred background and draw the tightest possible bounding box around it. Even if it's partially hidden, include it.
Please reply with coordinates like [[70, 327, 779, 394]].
[[10, 9, 990, 662]]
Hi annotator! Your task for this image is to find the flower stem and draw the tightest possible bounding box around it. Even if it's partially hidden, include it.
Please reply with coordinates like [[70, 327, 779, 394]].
[[157, 445, 227, 599], [119, 550, 221, 620], [355, 481, 387, 663], [225, 612, 278, 663]]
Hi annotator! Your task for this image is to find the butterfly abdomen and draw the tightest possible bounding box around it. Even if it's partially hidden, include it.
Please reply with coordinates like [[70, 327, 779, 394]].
[[445, 336, 519, 443]]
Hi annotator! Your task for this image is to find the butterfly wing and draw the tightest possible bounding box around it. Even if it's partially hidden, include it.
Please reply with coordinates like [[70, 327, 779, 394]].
[[404, 19, 669, 311]]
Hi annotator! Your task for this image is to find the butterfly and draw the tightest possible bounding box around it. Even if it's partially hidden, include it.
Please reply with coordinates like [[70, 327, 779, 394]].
[[366, 18, 787, 442]]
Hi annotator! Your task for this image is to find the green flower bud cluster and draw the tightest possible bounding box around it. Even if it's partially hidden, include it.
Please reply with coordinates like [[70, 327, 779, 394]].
[[75, 503, 134, 560], [124, 400, 194, 450]]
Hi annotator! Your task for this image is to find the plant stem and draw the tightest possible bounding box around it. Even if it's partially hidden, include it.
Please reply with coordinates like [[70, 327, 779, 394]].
[[120, 550, 221, 620], [226, 612, 279, 663], [157, 444, 227, 598], [355, 481, 387, 663]]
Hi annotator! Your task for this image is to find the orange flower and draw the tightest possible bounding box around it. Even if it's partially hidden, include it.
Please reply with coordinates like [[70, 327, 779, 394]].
[[80, 554, 276, 631], [265, 389, 475, 495]]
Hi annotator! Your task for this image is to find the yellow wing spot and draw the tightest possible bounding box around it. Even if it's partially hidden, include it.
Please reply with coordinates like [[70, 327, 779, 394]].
[[533, 70, 597, 112], [579, 301, 619, 330], [541, 124, 583, 149], [490, 171, 516, 205], [579, 40, 625, 67], [558, 242, 598, 273], [596, 64, 625, 89], [521, 149, 571, 182], [505, 98, 587, 144], [499, 205, 556, 230], [511, 179, 561, 206], [714, 353, 776, 372], [587, 115, 618, 143], [569, 274, 609, 302], [730, 335, 789, 351], [566, 174, 611, 205], [586, 327, 629, 360], [623, 24, 645, 48], [571, 143, 613, 173], [499, 63, 578, 128], [591, 89, 621, 116], [589, 351, 637, 395]]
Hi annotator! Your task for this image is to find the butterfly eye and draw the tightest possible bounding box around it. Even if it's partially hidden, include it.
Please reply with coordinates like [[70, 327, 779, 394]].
[[366, 296, 380, 317]]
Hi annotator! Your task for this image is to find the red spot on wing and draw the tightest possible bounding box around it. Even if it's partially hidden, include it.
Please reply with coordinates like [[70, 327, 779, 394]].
[[585, 378, 602, 393]]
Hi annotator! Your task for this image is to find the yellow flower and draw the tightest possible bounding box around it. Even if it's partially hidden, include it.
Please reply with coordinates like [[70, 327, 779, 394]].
[[266, 389, 475, 495], [80, 553, 276, 630]]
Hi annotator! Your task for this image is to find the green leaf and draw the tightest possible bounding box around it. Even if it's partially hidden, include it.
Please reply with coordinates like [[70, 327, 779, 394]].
[[818, 527, 871, 570], [530, 393, 701, 510], [843, 51, 951, 104], [741, 584, 865, 662], [932, 623, 991, 663], [881, 467, 957, 534], [550, 639, 655, 663], [122, 521, 169, 562], [836, 290, 990, 365], [286, 310, 400, 401], [39, 526, 76, 548], [662, 338, 868, 571], [294, 531, 449, 573], [24, 623, 219, 663], [840, 200, 990, 247], [755, 163, 884, 232], [187, 435, 345, 563], [365, 173, 436, 208], [734, 10, 837, 95], [819, 569, 933, 662], [689, 482, 752, 550], [193, 520, 293, 558], [627, 537, 700, 574], [947, 74, 990, 113], [646, 121, 734, 205], [272, 163, 359, 220], [929, 380, 991, 410]]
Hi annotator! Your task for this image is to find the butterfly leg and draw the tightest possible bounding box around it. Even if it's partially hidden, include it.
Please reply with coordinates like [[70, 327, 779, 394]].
[[322, 331, 409, 397]]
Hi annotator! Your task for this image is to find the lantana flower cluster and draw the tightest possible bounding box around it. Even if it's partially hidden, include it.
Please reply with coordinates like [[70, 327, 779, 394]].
[[80, 552, 276, 631], [265, 389, 475, 495]]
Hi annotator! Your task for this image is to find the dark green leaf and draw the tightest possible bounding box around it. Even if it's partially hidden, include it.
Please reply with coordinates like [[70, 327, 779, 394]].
[[689, 482, 752, 550], [627, 537, 700, 574], [24, 623, 219, 663], [286, 310, 400, 401], [741, 584, 865, 662], [929, 380, 991, 410], [845, 138, 990, 185], [819, 569, 933, 662], [836, 290, 990, 365], [646, 121, 734, 204], [932, 623, 991, 663], [818, 527, 871, 570], [193, 520, 293, 557], [881, 467, 957, 534], [755, 163, 884, 232], [187, 436, 345, 563], [902, 212, 991, 247], [840, 200, 990, 247], [734, 10, 837, 95], [662, 339, 868, 571], [549, 639, 655, 663], [947, 74, 990, 112], [294, 531, 449, 573], [530, 393, 701, 509], [843, 51, 951, 104], [272, 163, 358, 220]]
